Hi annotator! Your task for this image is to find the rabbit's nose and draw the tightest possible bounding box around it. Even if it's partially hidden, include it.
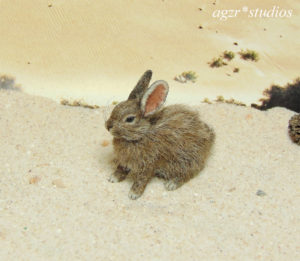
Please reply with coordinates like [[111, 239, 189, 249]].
[[106, 121, 113, 131]]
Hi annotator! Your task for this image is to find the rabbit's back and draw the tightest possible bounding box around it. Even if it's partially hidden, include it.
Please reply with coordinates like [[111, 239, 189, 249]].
[[153, 105, 214, 144], [148, 105, 215, 175]]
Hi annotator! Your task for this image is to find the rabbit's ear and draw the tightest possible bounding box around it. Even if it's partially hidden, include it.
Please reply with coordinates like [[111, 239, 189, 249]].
[[141, 80, 169, 116], [128, 70, 152, 100]]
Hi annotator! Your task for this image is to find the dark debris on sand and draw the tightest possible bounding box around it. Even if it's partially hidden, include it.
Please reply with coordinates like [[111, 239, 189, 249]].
[[251, 78, 300, 113], [0, 74, 21, 91]]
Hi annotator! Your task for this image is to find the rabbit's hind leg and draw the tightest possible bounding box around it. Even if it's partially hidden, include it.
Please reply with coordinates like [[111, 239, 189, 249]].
[[164, 178, 183, 191], [164, 172, 193, 191]]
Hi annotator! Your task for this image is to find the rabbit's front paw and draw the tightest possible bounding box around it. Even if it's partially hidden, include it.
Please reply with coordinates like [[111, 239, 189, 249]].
[[108, 168, 128, 183], [108, 173, 120, 183], [128, 189, 142, 200], [128, 179, 149, 200], [164, 180, 180, 191]]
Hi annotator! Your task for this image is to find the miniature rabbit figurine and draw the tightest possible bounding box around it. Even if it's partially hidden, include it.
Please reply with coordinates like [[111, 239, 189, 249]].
[[105, 70, 215, 199]]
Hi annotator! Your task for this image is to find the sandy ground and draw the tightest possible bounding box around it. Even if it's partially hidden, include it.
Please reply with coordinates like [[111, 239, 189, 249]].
[[0, 0, 299, 105], [0, 90, 299, 260]]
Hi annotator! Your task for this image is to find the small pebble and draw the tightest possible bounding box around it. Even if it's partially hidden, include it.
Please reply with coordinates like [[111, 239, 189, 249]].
[[228, 187, 236, 192], [101, 140, 110, 147], [52, 179, 66, 188], [256, 190, 266, 197], [233, 68, 240, 73], [29, 176, 41, 185], [245, 114, 253, 120]]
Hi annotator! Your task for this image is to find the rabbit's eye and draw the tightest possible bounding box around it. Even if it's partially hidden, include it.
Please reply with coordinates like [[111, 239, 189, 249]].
[[125, 116, 135, 123]]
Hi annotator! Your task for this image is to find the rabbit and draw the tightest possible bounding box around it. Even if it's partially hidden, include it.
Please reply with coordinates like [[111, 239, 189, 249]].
[[105, 70, 215, 199]]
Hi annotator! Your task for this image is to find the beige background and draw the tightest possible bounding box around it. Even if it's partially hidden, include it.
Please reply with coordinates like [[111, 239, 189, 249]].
[[0, 0, 299, 105]]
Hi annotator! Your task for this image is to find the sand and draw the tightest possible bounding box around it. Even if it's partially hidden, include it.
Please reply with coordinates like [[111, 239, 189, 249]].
[[0, 0, 299, 105], [0, 89, 299, 260]]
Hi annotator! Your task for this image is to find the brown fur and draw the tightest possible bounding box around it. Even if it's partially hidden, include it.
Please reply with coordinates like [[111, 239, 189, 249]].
[[105, 70, 215, 199], [288, 114, 300, 145]]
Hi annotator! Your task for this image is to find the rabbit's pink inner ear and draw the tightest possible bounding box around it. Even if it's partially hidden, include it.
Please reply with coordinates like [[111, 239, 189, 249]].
[[144, 84, 167, 115]]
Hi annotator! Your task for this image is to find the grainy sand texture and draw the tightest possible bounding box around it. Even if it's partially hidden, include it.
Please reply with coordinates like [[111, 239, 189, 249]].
[[0, 90, 299, 260]]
